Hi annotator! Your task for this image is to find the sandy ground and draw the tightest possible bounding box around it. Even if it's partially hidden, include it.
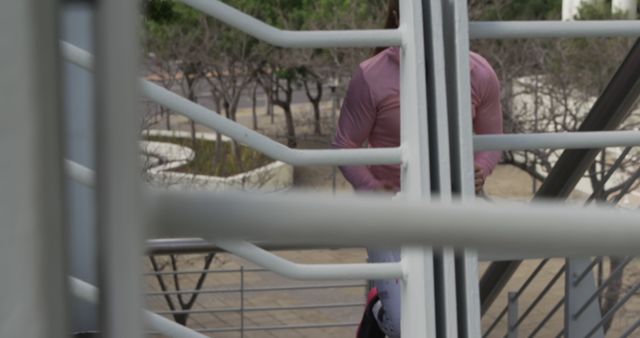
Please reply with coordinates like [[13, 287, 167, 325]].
[[144, 99, 640, 337]]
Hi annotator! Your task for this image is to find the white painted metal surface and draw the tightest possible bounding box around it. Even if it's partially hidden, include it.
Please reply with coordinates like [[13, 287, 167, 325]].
[[150, 190, 640, 256], [47, 2, 640, 337], [94, 0, 144, 336], [61, 42, 640, 162], [60, 42, 403, 167], [180, 0, 402, 48], [470, 20, 640, 38], [422, 0, 458, 334], [70, 278, 210, 338], [1, 0, 67, 337], [214, 240, 402, 280], [399, 0, 438, 336], [475, 130, 640, 151], [442, 0, 482, 334]]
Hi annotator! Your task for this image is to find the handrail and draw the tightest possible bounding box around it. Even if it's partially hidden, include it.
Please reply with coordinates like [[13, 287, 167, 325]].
[[180, 0, 640, 44], [60, 41, 403, 166], [150, 189, 640, 256], [475, 130, 640, 151], [62, 42, 640, 158], [470, 20, 640, 39], [213, 240, 402, 280], [180, 0, 402, 48], [140, 80, 403, 165], [69, 277, 209, 338]]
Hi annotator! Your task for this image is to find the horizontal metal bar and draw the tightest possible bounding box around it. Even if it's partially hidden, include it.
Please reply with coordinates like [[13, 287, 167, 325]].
[[146, 238, 358, 255], [141, 81, 403, 165], [574, 256, 633, 319], [214, 240, 402, 280], [70, 277, 209, 338], [197, 322, 359, 333], [150, 190, 640, 256], [144, 266, 268, 276], [145, 239, 556, 262], [154, 302, 363, 315], [145, 282, 365, 296], [61, 42, 403, 166], [62, 42, 639, 161], [470, 21, 640, 39], [180, 0, 402, 48], [474, 131, 640, 151]]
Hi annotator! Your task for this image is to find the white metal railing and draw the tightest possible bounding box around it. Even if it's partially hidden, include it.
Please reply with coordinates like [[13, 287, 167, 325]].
[[180, 0, 402, 48], [469, 20, 640, 39], [148, 189, 640, 257], [60, 41, 402, 166], [54, 0, 640, 337], [69, 278, 209, 338], [61, 41, 640, 159], [213, 240, 402, 280]]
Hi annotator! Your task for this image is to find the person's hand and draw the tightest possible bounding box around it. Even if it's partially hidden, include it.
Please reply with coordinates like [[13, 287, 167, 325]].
[[474, 165, 485, 194], [374, 182, 396, 193]]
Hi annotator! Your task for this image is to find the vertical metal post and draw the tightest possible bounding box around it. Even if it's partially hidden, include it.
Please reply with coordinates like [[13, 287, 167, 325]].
[[564, 258, 604, 338], [94, 0, 144, 336], [441, 0, 483, 336], [0, 0, 67, 337], [507, 292, 519, 338], [62, 3, 99, 332], [399, 0, 437, 337], [422, 0, 459, 336], [240, 265, 245, 338]]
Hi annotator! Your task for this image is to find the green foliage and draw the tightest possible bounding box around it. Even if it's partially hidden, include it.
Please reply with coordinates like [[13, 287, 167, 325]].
[[575, 1, 633, 19], [144, 0, 176, 23], [472, 0, 562, 20]]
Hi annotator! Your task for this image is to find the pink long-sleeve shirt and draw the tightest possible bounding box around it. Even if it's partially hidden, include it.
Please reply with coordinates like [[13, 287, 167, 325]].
[[333, 47, 502, 191]]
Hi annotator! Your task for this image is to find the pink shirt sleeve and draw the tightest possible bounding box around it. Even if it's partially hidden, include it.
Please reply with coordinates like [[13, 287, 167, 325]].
[[472, 59, 503, 178], [332, 67, 384, 191]]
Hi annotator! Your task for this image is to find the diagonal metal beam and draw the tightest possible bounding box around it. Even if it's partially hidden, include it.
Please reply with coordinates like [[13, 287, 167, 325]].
[[480, 38, 640, 315]]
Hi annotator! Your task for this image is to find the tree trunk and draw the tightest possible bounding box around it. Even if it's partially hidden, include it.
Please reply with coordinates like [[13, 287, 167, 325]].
[[163, 107, 171, 130], [212, 98, 223, 169], [252, 83, 258, 130], [302, 76, 323, 136], [283, 104, 297, 148], [312, 101, 322, 136], [187, 80, 198, 148]]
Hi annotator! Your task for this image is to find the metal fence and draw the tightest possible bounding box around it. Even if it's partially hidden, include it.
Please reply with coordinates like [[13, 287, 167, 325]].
[[6, 0, 640, 337], [144, 254, 367, 336]]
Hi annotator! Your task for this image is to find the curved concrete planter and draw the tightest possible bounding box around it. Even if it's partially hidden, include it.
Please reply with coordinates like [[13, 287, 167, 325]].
[[143, 129, 293, 193]]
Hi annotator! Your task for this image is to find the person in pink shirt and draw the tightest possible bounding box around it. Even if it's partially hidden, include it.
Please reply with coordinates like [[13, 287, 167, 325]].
[[333, 1, 502, 337]]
